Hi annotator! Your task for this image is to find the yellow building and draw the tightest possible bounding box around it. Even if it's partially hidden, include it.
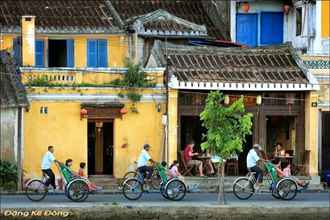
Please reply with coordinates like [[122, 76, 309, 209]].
[[0, 1, 167, 180]]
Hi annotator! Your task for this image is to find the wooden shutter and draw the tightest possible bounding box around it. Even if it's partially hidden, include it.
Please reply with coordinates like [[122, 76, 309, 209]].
[[236, 13, 258, 47], [87, 39, 97, 67], [260, 12, 284, 45], [97, 39, 108, 67], [13, 37, 22, 65], [66, 39, 74, 67], [35, 40, 44, 67]]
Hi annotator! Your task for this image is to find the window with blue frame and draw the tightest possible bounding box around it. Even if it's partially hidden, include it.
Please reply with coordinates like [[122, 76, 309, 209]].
[[236, 12, 284, 47], [48, 39, 74, 67], [87, 39, 108, 68]]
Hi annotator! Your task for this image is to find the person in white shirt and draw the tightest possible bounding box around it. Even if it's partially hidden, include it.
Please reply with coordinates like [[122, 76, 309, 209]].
[[137, 144, 154, 179], [41, 146, 59, 190], [246, 144, 263, 189]]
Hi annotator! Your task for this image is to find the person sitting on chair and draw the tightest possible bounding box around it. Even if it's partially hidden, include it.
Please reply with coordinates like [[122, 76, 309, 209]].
[[136, 144, 155, 180]]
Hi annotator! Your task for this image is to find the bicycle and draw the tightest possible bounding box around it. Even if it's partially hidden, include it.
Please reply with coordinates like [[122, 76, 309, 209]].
[[233, 161, 298, 200], [25, 162, 89, 202], [121, 166, 161, 190], [122, 162, 186, 201]]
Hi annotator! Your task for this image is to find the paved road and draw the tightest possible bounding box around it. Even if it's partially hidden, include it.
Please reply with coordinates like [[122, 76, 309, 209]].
[[1, 192, 329, 208]]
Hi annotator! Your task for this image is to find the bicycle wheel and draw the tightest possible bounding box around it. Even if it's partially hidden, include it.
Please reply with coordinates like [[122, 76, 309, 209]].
[[233, 177, 254, 200], [122, 178, 143, 200], [25, 179, 48, 202], [160, 182, 169, 199], [165, 179, 186, 201], [150, 171, 161, 190], [66, 179, 89, 202], [120, 171, 138, 186], [277, 178, 298, 201]]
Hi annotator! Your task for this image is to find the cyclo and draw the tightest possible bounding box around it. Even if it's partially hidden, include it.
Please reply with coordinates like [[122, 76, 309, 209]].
[[233, 161, 298, 200], [122, 162, 187, 201], [25, 161, 89, 202]]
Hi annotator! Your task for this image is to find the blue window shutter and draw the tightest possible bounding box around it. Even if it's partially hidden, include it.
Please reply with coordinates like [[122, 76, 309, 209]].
[[35, 40, 44, 67], [97, 39, 108, 67], [13, 37, 21, 65], [236, 13, 258, 47], [66, 39, 74, 67], [261, 12, 284, 45], [87, 39, 97, 67]]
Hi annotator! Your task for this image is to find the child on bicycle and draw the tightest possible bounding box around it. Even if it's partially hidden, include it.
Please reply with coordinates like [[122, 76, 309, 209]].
[[281, 161, 309, 188], [78, 162, 101, 191], [168, 160, 184, 182]]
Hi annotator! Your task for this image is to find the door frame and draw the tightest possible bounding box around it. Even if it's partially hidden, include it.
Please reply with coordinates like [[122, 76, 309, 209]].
[[87, 119, 115, 175]]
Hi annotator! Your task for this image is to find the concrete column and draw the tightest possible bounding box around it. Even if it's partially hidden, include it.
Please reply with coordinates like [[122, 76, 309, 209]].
[[167, 89, 178, 164], [305, 91, 319, 176], [21, 16, 35, 67]]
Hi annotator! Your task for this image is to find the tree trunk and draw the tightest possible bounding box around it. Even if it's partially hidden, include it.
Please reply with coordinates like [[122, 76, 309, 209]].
[[217, 162, 226, 204]]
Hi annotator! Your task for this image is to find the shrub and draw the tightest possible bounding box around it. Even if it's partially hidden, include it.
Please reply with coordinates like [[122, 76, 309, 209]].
[[0, 160, 18, 190]]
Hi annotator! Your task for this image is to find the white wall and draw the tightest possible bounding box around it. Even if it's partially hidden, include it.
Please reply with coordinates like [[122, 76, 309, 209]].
[[231, 0, 317, 51]]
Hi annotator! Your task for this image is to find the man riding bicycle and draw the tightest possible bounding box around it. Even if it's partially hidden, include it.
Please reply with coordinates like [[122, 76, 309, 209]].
[[246, 144, 264, 190], [136, 144, 155, 180], [41, 146, 60, 191]]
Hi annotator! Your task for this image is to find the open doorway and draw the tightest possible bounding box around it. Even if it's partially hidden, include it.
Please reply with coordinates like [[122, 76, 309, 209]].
[[87, 121, 114, 175], [48, 40, 67, 67], [266, 116, 296, 157], [180, 116, 207, 152]]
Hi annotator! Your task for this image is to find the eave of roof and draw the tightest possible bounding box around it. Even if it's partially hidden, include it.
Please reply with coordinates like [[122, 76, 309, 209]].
[[146, 41, 319, 91]]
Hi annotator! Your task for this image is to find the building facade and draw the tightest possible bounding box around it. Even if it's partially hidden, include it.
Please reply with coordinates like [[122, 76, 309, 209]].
[[0, 0, 167, 180]]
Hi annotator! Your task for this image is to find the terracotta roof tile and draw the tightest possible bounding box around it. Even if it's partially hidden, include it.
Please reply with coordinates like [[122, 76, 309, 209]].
[[0, 0, 121, 33], [111, 0, 226, 39], [149, 41, 310, 84]]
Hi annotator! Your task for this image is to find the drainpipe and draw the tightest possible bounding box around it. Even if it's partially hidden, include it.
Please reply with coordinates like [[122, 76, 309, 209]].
[[17, 107, 23, 190]]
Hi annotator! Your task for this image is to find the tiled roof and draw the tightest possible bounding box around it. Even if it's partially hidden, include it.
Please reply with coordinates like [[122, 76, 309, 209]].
[[147, 41, 314, 86], [0, 0, 122, 33], [127, 9, 208, 37], [0, 51, 28, 108], [111, 0, 226, 39]]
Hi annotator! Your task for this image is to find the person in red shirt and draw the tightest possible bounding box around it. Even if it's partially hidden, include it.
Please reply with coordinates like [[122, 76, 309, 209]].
[[183, 142, 204, 176]]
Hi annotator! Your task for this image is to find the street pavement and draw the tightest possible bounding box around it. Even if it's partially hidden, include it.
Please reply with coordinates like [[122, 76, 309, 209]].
[[1, 192, 329, 208]]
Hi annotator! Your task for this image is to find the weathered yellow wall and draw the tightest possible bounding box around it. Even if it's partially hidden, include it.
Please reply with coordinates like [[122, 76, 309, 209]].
[[113, 102, 165, 177], [24, 102, 88, 178], [322, 0, 330, 38], [167, 89, 178, 164], [0, 35, 15, 51], [74, 36, 86, 68], [109, 35, 128, 67], [304, 92, 318, 176], [23, 88, 166, 178]]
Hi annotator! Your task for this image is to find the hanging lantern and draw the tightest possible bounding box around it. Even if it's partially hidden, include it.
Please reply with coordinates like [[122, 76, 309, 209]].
[[242, 2, 250, 13], [224, 95, 230, 105], [256, 95, 262, 105], [283, 4, 290, 15], [80, 108, 88, 120], [120, 108, 128, 114]]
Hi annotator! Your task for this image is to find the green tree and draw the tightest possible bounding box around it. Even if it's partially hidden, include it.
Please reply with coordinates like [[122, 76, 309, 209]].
[[200, 91, 253, 204]]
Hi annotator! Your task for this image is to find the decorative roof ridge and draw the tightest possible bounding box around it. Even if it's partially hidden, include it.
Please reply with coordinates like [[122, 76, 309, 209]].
[[127, 9, 207, 36]]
